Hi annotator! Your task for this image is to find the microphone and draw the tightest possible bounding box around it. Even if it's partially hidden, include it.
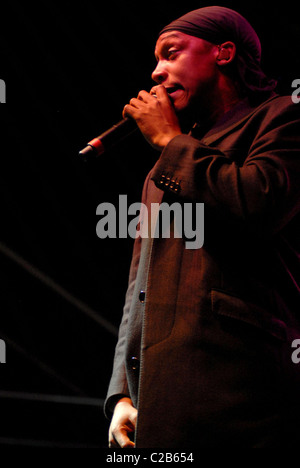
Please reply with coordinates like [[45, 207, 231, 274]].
[[79, 117, 137, 159]]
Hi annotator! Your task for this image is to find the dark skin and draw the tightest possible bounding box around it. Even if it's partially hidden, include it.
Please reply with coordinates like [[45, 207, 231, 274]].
[[122, 32, 239, 151], [109, 31, 240, 449]]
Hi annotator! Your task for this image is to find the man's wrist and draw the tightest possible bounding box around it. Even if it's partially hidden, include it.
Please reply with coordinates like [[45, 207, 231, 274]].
[[106, 394, 131, 417], [158, 132, 182, 151], [115, 397, 133, 407]]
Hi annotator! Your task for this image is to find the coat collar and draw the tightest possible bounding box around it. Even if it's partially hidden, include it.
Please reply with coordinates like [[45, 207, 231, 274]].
[[191, 94, 279, 146]]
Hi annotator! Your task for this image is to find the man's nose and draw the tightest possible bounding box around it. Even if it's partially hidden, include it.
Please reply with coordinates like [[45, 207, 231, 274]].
[[151, 61, 168, 84]]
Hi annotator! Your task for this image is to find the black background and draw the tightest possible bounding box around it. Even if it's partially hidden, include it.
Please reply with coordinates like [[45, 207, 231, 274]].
[[0, 0, 299, 447]]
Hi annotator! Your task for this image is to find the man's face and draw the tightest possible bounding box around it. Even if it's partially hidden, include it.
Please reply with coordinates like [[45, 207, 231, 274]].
[[152, 31, 218, 114]]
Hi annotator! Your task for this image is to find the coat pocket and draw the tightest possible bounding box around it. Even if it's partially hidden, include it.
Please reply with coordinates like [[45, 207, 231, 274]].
[[211, 289, 287, 342]]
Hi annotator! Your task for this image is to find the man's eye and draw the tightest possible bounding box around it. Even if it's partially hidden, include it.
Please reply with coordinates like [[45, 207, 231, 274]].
[[168, 49, 178, 59]]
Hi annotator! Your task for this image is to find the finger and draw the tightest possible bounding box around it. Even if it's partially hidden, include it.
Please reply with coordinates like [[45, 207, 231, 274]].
[[108, 438, 118, 448], [122, 103, 138, 119], [109, 435, 134, 448], [129, 97, 143, 108], [123, 95, 147, 118], [129, 408, 138, 426], [113, 427, 135, 448], [154, 84, 170, 101], [108, 428, 118, 448], [137, 90, 152, 102], [122, 104, 129, 119], [150, 85, 161, 96]]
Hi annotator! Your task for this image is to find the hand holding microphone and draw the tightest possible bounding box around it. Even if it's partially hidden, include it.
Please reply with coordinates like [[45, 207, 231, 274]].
[[123, 86, 182, 151], [79, 86, 182, 158]]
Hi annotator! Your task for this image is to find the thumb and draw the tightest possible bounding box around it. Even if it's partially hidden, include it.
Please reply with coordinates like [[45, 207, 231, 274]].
[[118, 427, 135, 448]]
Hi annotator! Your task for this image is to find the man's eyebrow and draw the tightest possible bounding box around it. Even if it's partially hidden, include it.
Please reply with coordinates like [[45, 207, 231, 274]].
[[159, 32, 182, 42], [155, 33, 185, 60]]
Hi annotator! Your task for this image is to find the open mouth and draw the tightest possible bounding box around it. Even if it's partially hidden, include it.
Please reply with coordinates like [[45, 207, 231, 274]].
[[166, 85, 183, 95]]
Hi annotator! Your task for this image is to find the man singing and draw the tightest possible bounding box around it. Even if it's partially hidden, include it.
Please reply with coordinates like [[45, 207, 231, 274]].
[[104, 6, 300, 448]]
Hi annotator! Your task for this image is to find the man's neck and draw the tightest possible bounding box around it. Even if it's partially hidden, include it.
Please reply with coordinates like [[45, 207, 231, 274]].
[[204, 78, 242, 125], [177, 79, 243, 133]]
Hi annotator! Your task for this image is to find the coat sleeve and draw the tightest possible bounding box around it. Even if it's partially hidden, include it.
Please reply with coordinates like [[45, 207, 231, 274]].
[[103, 172, 152, 419], [103, 236, 141, 418], [151, 97, 300, 236]]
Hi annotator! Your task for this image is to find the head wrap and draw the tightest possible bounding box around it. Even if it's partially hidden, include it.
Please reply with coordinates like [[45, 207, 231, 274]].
[[159, 6, 277, 96]]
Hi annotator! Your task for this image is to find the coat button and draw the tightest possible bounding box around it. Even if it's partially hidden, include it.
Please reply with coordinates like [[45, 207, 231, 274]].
[[139, 290, 145, 303], [130, 357, 140, 371]]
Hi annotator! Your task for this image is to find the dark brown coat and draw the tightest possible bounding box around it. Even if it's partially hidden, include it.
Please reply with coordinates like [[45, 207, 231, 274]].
[[105, 95, 300, 447]]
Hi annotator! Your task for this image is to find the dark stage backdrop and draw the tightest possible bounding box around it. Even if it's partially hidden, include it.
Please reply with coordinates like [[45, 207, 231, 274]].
[[0, 0, 299, 447]]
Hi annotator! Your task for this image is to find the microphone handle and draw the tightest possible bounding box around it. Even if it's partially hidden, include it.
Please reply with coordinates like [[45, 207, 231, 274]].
[[79, 117, 137, 159]]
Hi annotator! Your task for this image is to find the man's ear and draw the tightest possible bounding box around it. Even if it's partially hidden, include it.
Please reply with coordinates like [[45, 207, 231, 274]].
[[216, 42, 236, 65]]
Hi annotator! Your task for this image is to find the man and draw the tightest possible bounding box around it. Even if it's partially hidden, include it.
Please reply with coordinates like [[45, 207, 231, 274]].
[[105, 6, 300, 448]]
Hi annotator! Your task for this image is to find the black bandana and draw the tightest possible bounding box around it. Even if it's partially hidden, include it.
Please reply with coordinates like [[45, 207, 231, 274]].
[[159, 6, 277, 95]]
